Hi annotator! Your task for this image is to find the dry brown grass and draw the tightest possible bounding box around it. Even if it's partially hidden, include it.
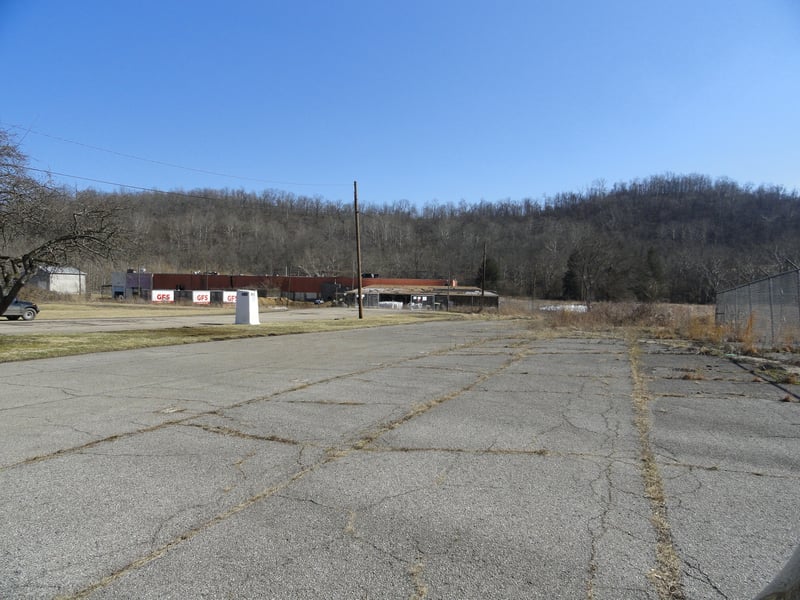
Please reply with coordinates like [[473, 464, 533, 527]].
[[37, 302, 234, 320], [498, 297, 538, 316], [533, 301, 715, 335], [512, 299, 792, 357], [682, 314, 727, 345], [0, 311, 462, 362], [31, 295, 313, 320], [738, 312, 758, 355], [629, 340, 686, 599]]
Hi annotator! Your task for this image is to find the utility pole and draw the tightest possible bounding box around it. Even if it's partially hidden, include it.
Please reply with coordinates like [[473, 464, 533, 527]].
[[481, 241, 487, 310], [354, 181, 364, 319]]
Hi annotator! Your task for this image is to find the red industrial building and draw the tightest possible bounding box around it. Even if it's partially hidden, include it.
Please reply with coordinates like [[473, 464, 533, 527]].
[[111, 271, 498, 310], [112, 271, 459, 303]]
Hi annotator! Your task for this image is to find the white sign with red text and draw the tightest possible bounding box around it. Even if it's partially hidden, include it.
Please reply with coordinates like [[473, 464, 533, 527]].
[[193, 291, 211, 304], [223, 292, 238, 304], [151, 290, 174, 303]]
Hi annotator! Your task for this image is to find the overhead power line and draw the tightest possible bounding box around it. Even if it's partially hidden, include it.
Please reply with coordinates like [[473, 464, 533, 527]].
[[2, 121, 349, 188], [24, 166, 272, 202]]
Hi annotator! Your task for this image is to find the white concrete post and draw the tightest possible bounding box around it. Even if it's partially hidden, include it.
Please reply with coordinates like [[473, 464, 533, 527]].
[[235, 290, 260, 325]]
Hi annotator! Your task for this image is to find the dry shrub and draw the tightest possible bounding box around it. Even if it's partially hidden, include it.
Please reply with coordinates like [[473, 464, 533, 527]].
[[760, 366, 800, 385], [684, 314, 726, 345], [739, 312, 757, 354], [499, 297, 537, 316], [589, 302, 660, 326], [649, 303, 728, 345], [259, 296, 290, 307], [542, 301, 693, 330], [528, 299, 793, 357], [778, 327, 800, 352]]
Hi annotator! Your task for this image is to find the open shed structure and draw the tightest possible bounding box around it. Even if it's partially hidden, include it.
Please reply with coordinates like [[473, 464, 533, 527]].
[[346, 285, 499, 312]]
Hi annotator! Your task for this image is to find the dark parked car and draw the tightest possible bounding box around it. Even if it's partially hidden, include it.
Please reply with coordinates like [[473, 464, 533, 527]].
[[2, 299, 39, 321]]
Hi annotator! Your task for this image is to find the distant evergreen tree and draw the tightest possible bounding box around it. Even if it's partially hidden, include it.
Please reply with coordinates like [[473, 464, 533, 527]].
[[562, 251, 582, 300], [477, 257, 500, 290], [632, 246, 666, 301]]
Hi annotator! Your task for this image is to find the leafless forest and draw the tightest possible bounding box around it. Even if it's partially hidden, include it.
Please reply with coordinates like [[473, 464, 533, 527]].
[[72, 173, 798, 304]]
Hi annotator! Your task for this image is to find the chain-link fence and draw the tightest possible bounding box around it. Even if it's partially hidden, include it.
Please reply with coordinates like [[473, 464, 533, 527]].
[[716, 269, 800, 349]]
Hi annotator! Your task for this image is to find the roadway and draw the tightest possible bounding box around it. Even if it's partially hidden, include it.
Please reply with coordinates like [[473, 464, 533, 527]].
[[0, 306, 357, 335]]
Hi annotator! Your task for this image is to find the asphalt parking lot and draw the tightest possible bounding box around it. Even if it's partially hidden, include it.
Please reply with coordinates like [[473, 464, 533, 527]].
[[1, 318, 798, 599]]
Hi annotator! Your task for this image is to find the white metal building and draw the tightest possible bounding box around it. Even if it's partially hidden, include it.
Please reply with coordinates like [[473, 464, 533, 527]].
[[29, 266, 87, 295]]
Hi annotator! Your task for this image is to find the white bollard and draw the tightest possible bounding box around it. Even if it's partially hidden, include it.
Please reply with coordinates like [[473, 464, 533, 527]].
[[234, 289, 260, 325]]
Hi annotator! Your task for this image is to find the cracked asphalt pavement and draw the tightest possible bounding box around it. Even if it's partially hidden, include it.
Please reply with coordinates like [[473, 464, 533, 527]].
[[1, 319, 798, 599]]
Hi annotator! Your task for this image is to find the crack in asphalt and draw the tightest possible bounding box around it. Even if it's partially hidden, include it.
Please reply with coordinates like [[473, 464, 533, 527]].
[[181, 422, 304, 446], [2, 335, 513, 473], [584, 460, 608, 600], [681, 555, 730, 599], [13, 330, 740, 599], [52, 335, 527, 599], [658, 460, 800, 480], [1, 417, 197, 472]]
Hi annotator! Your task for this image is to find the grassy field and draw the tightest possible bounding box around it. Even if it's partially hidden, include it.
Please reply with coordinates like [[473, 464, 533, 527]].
[[35, 300, 238, 319], [0, 300, 466, 362]]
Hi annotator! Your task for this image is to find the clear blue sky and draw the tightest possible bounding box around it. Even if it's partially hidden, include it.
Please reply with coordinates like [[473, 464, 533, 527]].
[[2, 1, 799, 206]]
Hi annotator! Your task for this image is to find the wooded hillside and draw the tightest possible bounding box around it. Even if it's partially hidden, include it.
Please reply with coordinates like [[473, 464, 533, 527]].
[[79, 173, 799, 303]]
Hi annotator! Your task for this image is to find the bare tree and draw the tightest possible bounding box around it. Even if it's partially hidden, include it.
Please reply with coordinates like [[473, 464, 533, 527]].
[[0, 129, 126, 313]]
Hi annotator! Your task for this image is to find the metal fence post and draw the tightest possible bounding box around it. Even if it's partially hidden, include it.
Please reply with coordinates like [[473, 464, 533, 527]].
[[796, 269, 800, 340], [768, 277, 775, 347]]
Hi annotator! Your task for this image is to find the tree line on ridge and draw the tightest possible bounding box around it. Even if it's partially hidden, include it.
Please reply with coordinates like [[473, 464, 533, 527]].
[[76, 173, 799, 304]]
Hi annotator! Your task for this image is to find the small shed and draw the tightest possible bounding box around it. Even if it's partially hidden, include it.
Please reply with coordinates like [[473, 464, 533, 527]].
[[29, 266, 87, 295]]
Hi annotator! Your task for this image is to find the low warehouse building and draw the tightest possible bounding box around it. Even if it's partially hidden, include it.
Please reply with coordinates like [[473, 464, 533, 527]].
[[109, 271, 465, 305]]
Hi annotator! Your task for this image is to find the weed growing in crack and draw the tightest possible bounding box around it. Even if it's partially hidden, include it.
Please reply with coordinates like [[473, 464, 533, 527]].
[[680, 370, 705, 381], [628, 339, 686, 600], [408, 562, 428, 600]]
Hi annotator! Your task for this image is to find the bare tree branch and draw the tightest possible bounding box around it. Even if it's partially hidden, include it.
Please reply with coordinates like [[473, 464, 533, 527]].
[[0, 128, 127, 312]]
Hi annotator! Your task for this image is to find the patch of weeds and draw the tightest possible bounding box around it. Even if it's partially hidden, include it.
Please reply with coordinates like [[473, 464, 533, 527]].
[[738, 312, 758, 355], [408, 562, 428, 600], [685, 315, 727, 345], [756, 365, 800, 385], [628, 340, 686, 599], [680, 370, 705, 381]]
